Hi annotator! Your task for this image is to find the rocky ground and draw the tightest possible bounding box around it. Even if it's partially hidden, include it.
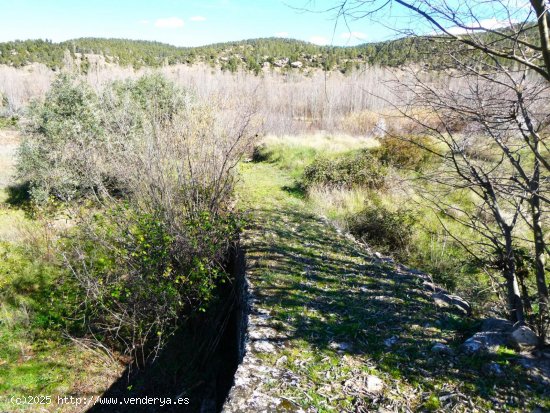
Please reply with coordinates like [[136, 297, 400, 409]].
[[223, 161, 550, 412]]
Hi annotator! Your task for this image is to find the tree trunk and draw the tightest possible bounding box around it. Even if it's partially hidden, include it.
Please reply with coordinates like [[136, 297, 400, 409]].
[[517, 270, 533, 315], [530, 0, 550, 78], [504, 230, 525, 324], [505, 269, 525, 324], [530, 182, 549, 342]]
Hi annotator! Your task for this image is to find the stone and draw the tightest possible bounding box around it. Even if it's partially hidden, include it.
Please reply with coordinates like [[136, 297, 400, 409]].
[[329, 341, 352, 352], [290, 61, 303, 68], [365, 375, 385, 394], [384, 336, 398, 348], [482, 361, 504, 376], [273, 58, 289, 67], [433, 291, 471, 316], [482, 317, 514, 332], [253, 340, 276, 353], [275, 355, 287, 366], [510, 325, 539, 350], [461, 331, 508, 354], [431, 342, 453, 355], [422, 281, 445, 293]]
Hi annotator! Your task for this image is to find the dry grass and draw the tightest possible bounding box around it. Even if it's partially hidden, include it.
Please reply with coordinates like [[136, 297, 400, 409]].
[[0, 128, 19, 188], [0, 128, 26, 243], [0, 127, 124, 411], [262, 132, 379, 153], [308, 185, 368, 227]]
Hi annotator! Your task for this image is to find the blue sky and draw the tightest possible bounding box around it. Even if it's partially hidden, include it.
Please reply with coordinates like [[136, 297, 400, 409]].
[[0, 0, 400, 47]]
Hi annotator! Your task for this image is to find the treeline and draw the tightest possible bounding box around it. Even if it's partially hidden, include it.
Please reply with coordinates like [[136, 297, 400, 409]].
[[0, 36, 463, 72]]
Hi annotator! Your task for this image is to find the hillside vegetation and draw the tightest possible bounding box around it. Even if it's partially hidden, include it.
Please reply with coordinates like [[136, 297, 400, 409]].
[[0, 37, 458, 72]]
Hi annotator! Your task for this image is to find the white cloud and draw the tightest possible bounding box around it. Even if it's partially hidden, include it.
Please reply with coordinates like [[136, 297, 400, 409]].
[[309, 36, 328, 45], [275, 31, 289, 37], [446, 18, 516, 35], [190, 16, 206, 22], [154, 17, 184, 29], [340, 31, 367, 40], [138, 20, 150, 26]]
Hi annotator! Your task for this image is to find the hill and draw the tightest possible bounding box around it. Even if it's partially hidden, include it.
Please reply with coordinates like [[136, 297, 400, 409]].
[[0, 36, 444, 73]]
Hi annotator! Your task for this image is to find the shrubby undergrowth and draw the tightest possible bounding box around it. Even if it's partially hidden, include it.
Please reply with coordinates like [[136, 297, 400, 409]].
[[16, 73, 255, 362], [303, 150, 387, 190], [252, 136, 489, 310]]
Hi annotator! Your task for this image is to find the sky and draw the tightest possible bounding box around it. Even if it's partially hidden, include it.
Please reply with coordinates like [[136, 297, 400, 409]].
[[0, 0, 402, 47]]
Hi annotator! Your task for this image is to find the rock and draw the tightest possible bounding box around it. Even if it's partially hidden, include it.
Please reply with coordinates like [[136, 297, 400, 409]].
[[253, 340, 276, 353], [482, 361, 504, 376], [365, 375, 384, 394], [374, 295, 404, 305], [433, 291, 471, 316], [422, 281, 446, 293], [329, 341, 352, 352], [384, 336, 398, 348], [290, 61, 303, 68], [273, 58, 289, 67], [461, 331, 508, 354], [482, 317, 513, 332], [510, 325, 538, 350], [431, 342, 453, 355], [275, 355, 287, 366]]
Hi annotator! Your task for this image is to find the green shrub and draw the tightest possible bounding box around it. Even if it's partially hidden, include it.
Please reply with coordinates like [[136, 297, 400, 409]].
[[303, 150, 387, 189], [375, 135, 436, 171], [15, 72, 253, 362], [60, 204, 239, 361], [0, 116, 18, 128], [17, 74, 104, 203], [106, 74, 191, 127], [17, 74, 194, 204], [348, 202, 415, 258]]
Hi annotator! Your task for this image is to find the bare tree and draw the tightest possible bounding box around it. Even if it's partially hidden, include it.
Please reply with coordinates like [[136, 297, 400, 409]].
[[320, 0, 550, 339], [324, 0, 550, 79], [383, 61, 549, 335]]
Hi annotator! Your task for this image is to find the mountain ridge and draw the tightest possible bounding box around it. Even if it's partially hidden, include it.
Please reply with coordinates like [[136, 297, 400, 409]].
[[0, 36, 439, 72]]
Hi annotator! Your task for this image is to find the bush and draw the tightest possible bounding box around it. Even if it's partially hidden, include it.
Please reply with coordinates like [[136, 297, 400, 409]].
[[60, 205, 239, 361], [0, 115, 18, 128], [303, 150, 387, 189], [17, 74, 197, 203], [16, 73, 256, 362], [17, 74, 104, 203], [348, 202, 415, 258], [375, 135, 436, 171]]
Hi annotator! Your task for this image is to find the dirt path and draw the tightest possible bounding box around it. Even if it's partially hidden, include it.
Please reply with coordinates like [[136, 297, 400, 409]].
[[224, 161, 549, 412]]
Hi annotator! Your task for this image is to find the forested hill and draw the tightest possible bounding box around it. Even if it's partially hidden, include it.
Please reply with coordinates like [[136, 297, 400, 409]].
[[0, 36, 443, 72]]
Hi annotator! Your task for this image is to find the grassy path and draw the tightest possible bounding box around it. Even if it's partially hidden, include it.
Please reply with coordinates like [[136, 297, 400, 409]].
[[225, 161, 549, 412]]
